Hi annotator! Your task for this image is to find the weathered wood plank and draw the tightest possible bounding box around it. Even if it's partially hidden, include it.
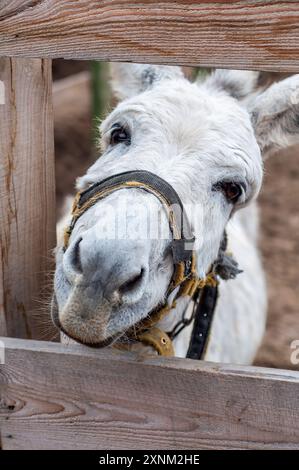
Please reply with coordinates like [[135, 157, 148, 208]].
[[0, 1, 299, 71], [1, 337, 299, 450], [0, 59, 56, 339]]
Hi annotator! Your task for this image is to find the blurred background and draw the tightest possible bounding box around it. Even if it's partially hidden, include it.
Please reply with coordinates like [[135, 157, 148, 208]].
[[53, 60, 299, 371]]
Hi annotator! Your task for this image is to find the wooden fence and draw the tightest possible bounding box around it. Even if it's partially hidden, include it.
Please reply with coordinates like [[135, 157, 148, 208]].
[[0, 0, 299, 450], [1, 337, 299, 450]]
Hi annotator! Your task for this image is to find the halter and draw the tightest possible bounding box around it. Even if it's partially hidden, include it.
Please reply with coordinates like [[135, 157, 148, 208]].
[[63, 170, 239, 358]]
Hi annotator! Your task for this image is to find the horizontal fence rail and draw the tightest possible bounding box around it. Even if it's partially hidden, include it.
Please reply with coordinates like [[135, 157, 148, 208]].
[[1, 337, 299, 450], [0, 1, 299, 71]]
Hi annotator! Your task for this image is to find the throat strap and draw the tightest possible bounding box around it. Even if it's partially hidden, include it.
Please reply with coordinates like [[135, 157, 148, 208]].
[[186, 283, 218, 359]]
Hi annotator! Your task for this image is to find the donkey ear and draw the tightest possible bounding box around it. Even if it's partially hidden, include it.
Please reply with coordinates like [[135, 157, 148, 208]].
[[203, 69, 263, 100], [110, 62, 184, 100], [249, 75, 299, 159]]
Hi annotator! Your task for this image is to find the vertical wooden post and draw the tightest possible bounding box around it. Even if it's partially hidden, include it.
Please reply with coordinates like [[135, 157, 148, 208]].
[[0, 58, 56, 339]]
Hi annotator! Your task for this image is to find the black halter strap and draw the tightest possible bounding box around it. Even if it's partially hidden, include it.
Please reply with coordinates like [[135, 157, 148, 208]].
[[186, 284, 218, 359]]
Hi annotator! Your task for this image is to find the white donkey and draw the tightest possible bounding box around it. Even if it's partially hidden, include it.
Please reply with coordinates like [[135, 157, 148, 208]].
[[52, 65, 299, 364]]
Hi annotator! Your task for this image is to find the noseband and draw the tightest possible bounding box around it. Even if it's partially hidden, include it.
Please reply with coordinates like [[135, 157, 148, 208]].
[[63, 170, 240, 358]]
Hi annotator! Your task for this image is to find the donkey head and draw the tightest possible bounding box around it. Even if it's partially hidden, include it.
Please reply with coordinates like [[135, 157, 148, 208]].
[[52, 64, 299, 347]]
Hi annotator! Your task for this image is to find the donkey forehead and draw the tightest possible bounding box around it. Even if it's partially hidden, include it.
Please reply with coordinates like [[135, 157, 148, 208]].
[[103, 80, 255, 144], [98, 80, 262, 185]]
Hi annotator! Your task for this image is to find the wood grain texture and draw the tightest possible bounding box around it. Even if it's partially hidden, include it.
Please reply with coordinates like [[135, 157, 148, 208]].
[[1, 1, 299, 71], [0, 59, 56, 339], [1, 337, 299, 450]]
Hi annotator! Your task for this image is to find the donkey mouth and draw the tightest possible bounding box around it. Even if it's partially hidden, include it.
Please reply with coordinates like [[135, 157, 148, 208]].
[[50, 293, 149, 349], [50, 293, 118, 347], [60, 324, 118, 349]]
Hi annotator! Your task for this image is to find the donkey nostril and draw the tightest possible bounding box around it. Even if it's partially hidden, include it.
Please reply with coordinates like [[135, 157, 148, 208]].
[[70, 237, 83, 273], [119, 268, 145, 296]]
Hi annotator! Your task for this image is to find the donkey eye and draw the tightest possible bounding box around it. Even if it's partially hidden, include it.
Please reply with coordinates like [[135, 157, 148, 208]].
[[213, 181, 244, 204], [110, 125, 130, 146]]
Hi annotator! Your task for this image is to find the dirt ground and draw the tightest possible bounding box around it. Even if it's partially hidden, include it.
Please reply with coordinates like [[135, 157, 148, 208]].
[[255, 146, 299, 370], [53, 61, 299, 371]]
